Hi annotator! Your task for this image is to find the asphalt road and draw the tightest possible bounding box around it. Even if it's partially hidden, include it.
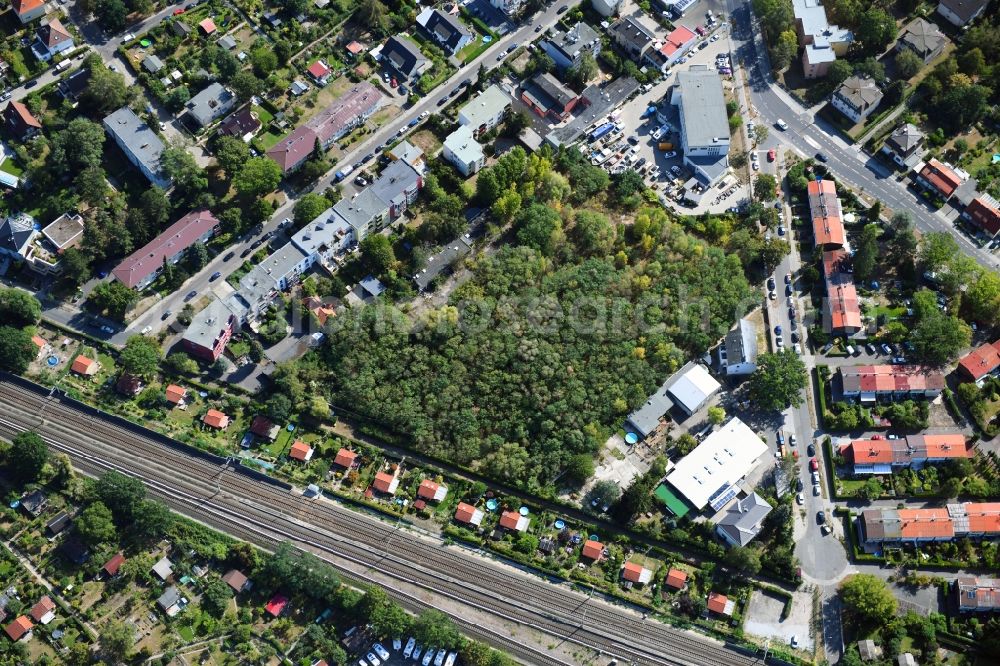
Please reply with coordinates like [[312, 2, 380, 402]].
[[728, 0, 999, 272]]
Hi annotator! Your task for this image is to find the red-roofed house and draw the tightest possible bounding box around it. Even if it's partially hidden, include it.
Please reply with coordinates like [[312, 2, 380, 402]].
[[808, 179, 845, 249], [30, 335, 46, 358], [417, 479, 448, 502], [658, 25, 697, 65], [29, 597, 55, 625], [334, 448, 357, 469], [289, 440, 314, 462], [199, 18, 217, 35], [499, 511, 529, 532], [963, 195, 1000, 239], [307, 60, 332, 85], [847, 434, 972, 475], [916, 159, 963, 199], [822, 250, 862, 336], [303, 296, 336, 325], [581, 539, 604, 561], [373, 470, 399, 495], [664, 568, 688, 590], [267, 82, 382, 173], [265, 593, 288, 617], [958, 340, 1000, 381], [71, 355, 99, 376], [955, 576, 1000, 612], [840, 365, 946, 402], [622, 561, 653, 585], [203, 409, 230, 429], [112, 210, 219, 290], [165, 384, 187, 406], [346, 41, 365, 57], [707, 592, 734, 616], [3, 101, 42, 141], [12, 0, 47, 24], [4, 616, 32, 641], [454, 502, 484, 526], [103, 552, 125, 578]]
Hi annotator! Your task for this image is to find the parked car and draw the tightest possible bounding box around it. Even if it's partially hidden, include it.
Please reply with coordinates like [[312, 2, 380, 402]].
[[776, 119, 788, 130], [404, 638, 416, 658], [796, 492, 804, 505], [809, 458, 818, 471], [774, 325, 782, 335], [807, 443, 816, 456], [223, 251, 234, 261], [816, 510, 826, 524], [210, 271, 222, 281], [366, 654, 380, 666], [374, 644, 390, 661], [811, 471, 820, 485], [815, 152, 829, 163], [185, 290, 198, 300]]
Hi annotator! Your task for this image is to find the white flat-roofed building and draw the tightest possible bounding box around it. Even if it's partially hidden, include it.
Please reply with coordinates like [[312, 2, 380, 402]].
[[666, 361, 721, 415], [443, 125, 485, 176], [663, 418, 768, 511]]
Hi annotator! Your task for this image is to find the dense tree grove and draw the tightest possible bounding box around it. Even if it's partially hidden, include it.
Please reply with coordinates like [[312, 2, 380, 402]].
[[320, 148, 755, 490]]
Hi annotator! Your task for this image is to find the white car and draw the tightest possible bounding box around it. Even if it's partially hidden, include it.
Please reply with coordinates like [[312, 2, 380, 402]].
[[670, 165, 681, 175], [141, 325, 152, 335], [796, 492, 804, 505], [434, 649, 447, 666], [776, 118, 788, 130], [122, 33, 135, 43], [422, 648, 434, 666], [374, 644, 390, 661], [366, 654, 380, 666], [393, 638, 403, 651], [790, 635, 799, 648], [813, 484, 821, 496], [651, 127, 663, 140], [752, 161, 760, 171], [663, 151, 677, 158], [404, 638, 416, 657], [412, 644, 423, 660]]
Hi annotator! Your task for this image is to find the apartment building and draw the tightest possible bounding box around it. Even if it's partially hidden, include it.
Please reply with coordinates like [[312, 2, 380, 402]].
[[843, 434, 972, 475], [672, 66, 729, 186], [840, 364, 946, 402]]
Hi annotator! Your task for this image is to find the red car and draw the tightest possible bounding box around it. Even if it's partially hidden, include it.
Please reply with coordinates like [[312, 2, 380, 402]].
[[173, 7, 184, 14], [767, 148, 776, 162], [809, 458, 819, 471], [871, 434, 884, 440]]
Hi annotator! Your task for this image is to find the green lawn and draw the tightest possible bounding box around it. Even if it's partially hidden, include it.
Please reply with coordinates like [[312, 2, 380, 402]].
[[867, 304, 906, 320], [457, 35, 492, 64], [255, 128, 287, 151], [837, 478, 871, 498], [252, 104, 274, 125], [262, 426, 293, 459], [0, 158, 24, 177]]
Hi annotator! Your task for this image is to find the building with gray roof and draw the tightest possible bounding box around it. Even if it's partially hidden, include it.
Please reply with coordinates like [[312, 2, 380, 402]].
[[832, 76, 882, 123], [142, 55, 165, 73], [291, 209, 356, 272], [103, 107, 170, 188], [897, 18, 947, 63], [332, 189, 389, 239], [716, 493, 773, 547], [541, 22, 601, 71], [414, 233, 474, 291], [416, 8, 473, 55], [185, 83, 235, 128], [369, 159, 422, 216], [719, 318, 758, 376], [443, 125, 484, 176], [672, 67, 729, 186], [380, 36, 431, 81], [607, 13, 654, 61], [458, 85, 511, 138]]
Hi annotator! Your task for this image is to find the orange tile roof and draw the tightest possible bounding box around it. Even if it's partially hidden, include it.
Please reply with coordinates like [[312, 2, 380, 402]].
[[334, 448, 357, 468], [29, 597, 54, 623], [30, 335, 45, 349], [346, 41, 364, 54], [848, 440, 894, 464], [199, 18, 217, 34], [707, 592, 731, 615], [921, 434, 971, 459], [103, 552, 125, 576], [822, 249, 861, 333], [623, 561, 649, 583], [202, 409, 229, 429], [288, 440, 312, 461], [581, 540, 604, 560], [455, 502, 479, 524], [417, 479, 440, 500], [4, 616, 32, 641], [898, 508, 954, 539], [12, 0, 44, 16], [70, 355, 94, 375], [919, 159, 962, 197], [304, 296, 336, 325], [964, 503, 1000, 534], [164, 384, 186, 404], [373, 471, 397, 494], [808, 179, 845, 248], [958, 340, 1000, 381], [665, 568, 688, 589], [499, 511, 524, 530]]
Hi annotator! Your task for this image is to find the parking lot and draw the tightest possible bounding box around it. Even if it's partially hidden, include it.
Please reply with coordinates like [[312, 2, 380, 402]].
[[598, 18, 749, 215], [743, 589, 815, 652], [353, 639, 459, 666]]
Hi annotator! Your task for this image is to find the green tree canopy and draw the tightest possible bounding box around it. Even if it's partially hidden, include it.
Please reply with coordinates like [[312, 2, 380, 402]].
[[748, 351, 807, 411], [75, 501, 118, 546], [0, 288, 40, 326], [8, 431, 48, 484], [293, 193, 331, 227], [0, 326, 37, 374], [119, 335, 162, 379], [840, 574, 898, 629], [234, 157, 283, 198]]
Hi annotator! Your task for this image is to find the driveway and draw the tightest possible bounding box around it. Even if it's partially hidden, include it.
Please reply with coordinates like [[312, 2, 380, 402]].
[[743, 589, 814, 652]]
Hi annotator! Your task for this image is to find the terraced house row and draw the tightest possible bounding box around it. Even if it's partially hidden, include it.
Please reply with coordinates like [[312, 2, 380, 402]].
[[859, 502, 1000, 549]]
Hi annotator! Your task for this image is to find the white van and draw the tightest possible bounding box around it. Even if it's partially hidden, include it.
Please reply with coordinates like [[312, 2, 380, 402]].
[[845, 345, 856, 356]]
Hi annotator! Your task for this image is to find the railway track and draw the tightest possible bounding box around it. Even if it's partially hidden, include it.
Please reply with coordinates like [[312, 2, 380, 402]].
[[0, 379, 762, 666]]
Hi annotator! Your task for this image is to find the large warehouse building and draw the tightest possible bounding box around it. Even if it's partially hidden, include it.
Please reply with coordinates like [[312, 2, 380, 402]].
[[654, 417, 768, 517]]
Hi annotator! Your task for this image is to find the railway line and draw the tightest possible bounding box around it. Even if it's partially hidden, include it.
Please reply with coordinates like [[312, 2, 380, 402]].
[[0, 378, 762, 666]]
